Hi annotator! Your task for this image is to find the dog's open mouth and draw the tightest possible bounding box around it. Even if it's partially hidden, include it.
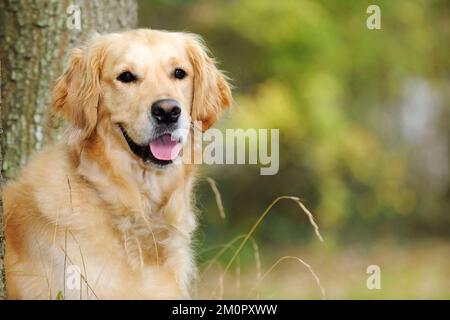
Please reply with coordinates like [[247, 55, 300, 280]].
[[119, 125, 182, 166]]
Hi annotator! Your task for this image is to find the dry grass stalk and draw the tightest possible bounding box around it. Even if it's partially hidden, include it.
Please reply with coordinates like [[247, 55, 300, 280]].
[[206, 177, 226, 220], [222, 196, 324, 278]]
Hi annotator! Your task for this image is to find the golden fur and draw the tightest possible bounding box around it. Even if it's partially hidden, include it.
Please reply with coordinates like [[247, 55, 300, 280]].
[[3, 29, 231, 299]]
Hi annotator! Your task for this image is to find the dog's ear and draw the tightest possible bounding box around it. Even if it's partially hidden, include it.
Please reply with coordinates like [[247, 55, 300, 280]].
[[186, 34, 232, 131], [52, 43, 104, 141]]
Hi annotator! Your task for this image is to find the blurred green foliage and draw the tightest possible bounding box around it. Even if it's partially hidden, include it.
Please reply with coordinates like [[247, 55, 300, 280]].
[[138, 0, 450, 248]]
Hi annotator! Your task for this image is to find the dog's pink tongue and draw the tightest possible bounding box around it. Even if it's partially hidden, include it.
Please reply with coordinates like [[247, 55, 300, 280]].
[[149, 134, 181, 161]]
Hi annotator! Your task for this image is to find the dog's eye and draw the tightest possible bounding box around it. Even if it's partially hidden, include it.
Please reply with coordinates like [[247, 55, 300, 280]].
[[174, 68, 187, 80], [117, 71, 136, 83]]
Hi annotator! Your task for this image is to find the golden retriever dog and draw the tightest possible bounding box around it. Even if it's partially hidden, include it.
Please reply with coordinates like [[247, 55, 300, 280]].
[[3, 29, 231, 299]]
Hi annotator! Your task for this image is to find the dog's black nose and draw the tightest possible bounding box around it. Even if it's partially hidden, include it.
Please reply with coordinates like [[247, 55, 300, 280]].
[[150, 99, 181, 124]]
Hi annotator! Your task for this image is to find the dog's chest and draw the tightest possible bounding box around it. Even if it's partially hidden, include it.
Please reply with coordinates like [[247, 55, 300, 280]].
[[110, 201, 172, 268], [64, 166, 196, 298], [60, 199, 189, 299]]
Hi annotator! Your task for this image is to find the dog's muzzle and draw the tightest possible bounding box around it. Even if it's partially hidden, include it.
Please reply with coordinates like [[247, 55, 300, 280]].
[[119, 125, 182, 166]]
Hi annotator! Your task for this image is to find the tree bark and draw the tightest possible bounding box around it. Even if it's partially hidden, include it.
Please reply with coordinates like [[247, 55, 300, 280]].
[[0, 61, 5, 300], [0, 0, 138, 299], [0, 0, 138, 179]]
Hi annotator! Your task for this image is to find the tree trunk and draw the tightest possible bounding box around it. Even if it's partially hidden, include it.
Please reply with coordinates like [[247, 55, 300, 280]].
[[0, 62, 5, 300], [0, 0, 138, 179], [0, 0, 138, 299]]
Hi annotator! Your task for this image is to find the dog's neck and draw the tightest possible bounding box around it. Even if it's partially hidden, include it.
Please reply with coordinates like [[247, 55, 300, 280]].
[[78, 128, 196, 225]]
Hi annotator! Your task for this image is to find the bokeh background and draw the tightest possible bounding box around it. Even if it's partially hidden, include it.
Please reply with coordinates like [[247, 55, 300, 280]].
[[138, 0, 449, 299]]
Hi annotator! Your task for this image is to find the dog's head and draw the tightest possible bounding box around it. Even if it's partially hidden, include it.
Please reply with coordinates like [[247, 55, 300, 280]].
[[52, 29, 231, 167]]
